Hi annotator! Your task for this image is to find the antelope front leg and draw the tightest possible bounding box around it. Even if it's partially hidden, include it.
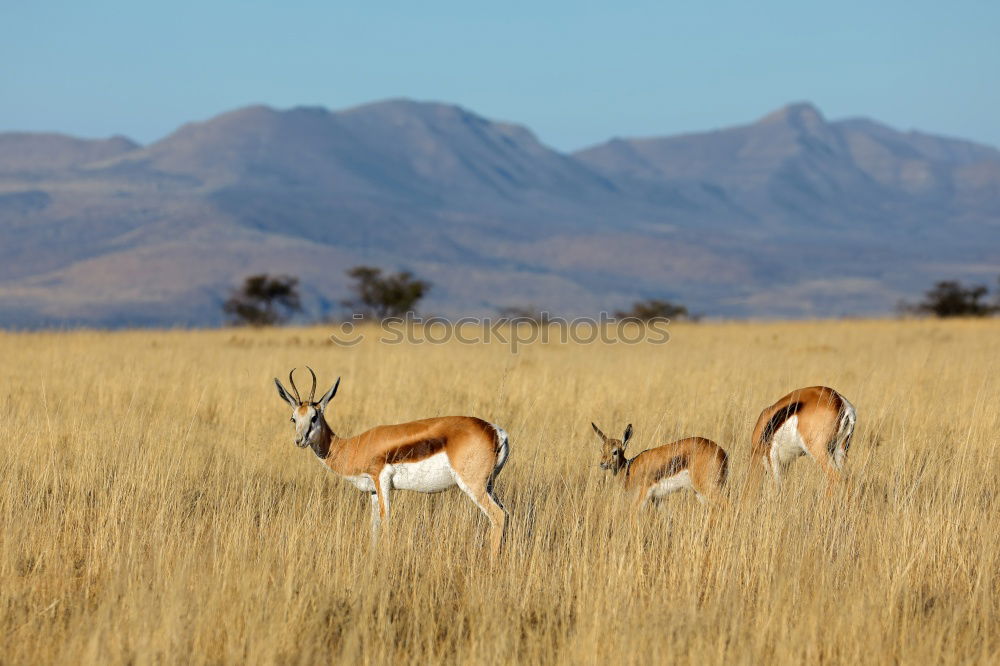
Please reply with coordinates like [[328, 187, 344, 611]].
[[630, 488, 649, 528], [368, 491, 382, 545], [371, 473, 393, 547]]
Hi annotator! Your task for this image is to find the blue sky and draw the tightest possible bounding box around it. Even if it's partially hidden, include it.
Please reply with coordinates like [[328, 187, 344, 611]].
[[3, 0, 998, 151]]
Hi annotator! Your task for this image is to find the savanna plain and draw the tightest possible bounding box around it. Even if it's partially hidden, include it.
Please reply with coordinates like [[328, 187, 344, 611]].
[[2, 319, 999, 665]]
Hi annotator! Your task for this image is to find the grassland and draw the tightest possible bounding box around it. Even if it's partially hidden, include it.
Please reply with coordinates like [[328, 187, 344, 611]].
[[2, 319, 999, 664]]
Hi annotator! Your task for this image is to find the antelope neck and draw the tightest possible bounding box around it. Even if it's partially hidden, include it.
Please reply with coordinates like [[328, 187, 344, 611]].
[[310, 418, 335, 460], [613, 456, 633, 478]]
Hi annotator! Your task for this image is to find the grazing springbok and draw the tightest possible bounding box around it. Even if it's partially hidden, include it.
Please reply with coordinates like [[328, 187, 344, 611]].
[[591, 423, 729, 512], [750, 386, 857, 490], [274, 368, 510, 556]]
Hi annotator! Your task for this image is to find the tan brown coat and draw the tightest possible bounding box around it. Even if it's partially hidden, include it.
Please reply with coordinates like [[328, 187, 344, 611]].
[[592, 424, 728, 512], [750, 385, 856, 490], [277, 370, 510, 556]]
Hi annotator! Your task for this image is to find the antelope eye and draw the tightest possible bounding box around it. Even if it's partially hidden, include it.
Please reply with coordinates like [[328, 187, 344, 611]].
[[311, 413, 318, 422], [289, 417, 294, 422]]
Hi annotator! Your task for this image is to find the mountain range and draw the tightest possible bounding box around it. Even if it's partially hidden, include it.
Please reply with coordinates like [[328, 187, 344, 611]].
[[1, 100, 998, 326]]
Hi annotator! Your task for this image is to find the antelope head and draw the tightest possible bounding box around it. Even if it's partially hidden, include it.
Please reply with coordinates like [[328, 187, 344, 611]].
[[274, 367, 340, 449], [591, 422, 633, 474]]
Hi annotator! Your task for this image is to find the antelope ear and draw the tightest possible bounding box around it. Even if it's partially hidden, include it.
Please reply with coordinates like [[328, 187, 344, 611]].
[[622, 424, 634, 446], [274, 378, 297, 406], [591, 422, 607, 442], [318, 377, 340, 409]]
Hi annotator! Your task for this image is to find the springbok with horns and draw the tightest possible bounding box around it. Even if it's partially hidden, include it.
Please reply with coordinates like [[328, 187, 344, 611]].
[[590, 423, 729, 512], [750, 386, 857, 490], [274, 368, 510, 555]]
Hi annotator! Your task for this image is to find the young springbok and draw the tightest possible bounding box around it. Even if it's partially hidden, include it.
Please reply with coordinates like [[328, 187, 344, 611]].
[[750, 385, 856, 490], [274, 368, 510, 556], [591, 423, 728, 512]]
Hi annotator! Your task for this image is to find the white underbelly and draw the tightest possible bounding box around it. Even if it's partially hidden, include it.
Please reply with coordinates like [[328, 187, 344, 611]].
[[389, 452, 456, 493], [772, 415, 807, 465], [649, 469, 693, 499]]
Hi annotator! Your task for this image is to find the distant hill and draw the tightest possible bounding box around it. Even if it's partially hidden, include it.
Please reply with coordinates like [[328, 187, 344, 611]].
[[576, 103, 1000, 230], [0, 133, 137, 175], [0, 100, 998, 326]]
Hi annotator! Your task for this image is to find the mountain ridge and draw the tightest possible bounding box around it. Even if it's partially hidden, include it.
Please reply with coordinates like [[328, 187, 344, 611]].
[[0, 100, 998, 327]]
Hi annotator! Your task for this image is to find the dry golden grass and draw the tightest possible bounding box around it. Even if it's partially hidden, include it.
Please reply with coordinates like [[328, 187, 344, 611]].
[[2, 319, 999, 664]]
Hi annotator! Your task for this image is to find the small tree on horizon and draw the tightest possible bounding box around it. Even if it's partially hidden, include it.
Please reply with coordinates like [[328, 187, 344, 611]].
[[222, 274, 302, 326], [905, 279, 996, 318], [615, 298, 690, 321], [342, 266, 431, 319]]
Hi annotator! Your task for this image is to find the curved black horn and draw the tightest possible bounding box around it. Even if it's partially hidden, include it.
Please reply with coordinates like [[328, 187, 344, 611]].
[[305, 366, 318, 402], [288, 368, 302, 403]]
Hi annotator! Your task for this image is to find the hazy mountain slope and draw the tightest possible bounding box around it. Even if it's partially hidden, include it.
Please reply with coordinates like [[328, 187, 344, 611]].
[[0, 133, 137, 175], [576, 103, 1000, 232], [0, 100, 998, 327]]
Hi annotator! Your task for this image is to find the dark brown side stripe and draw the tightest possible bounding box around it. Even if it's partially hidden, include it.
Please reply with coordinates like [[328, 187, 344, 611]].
[[653, 454, 689, 482], [761, 401, 805, 446], [382, 437, 447, 465]]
